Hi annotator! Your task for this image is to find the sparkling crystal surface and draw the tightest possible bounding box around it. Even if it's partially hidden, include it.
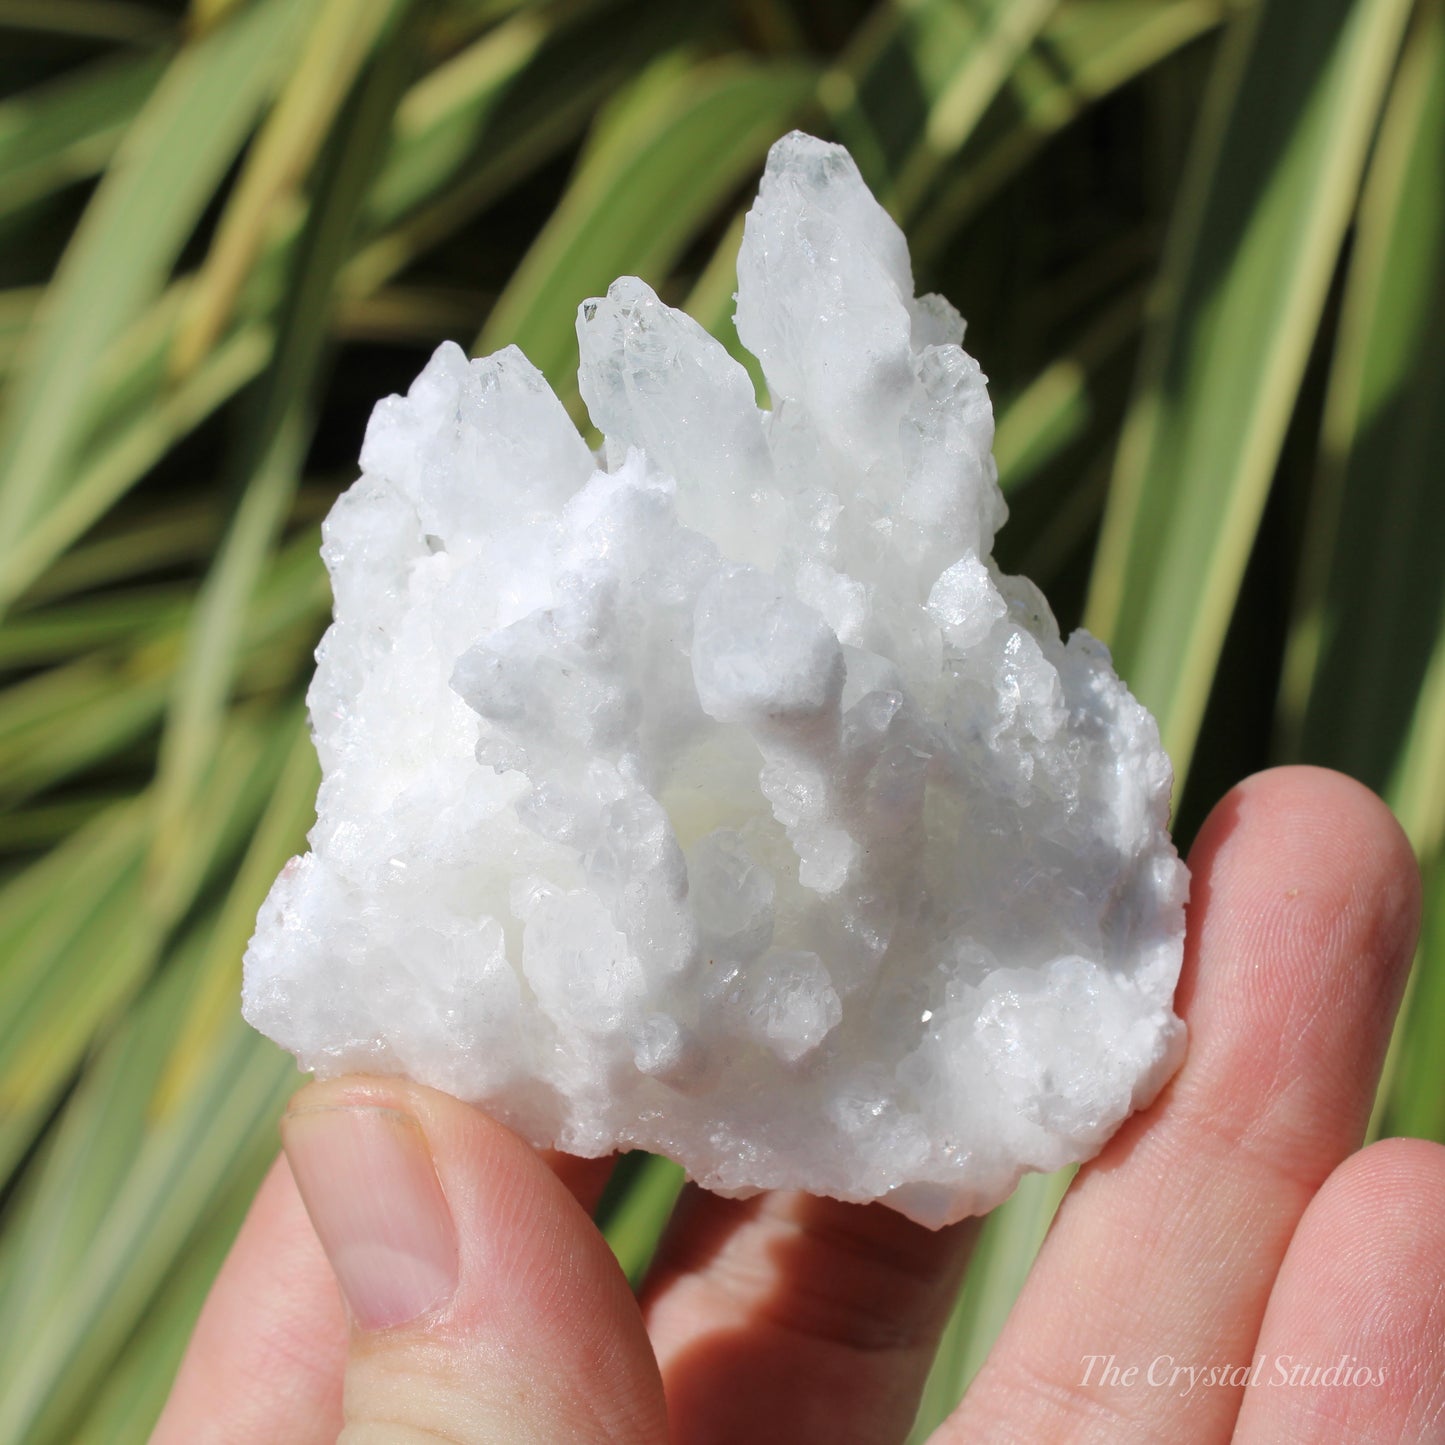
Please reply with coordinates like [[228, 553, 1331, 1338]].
[[243, 132, 1188, 1227]]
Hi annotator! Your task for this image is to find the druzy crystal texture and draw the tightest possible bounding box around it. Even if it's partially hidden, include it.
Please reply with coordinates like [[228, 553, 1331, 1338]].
[[243, 132, 1188, 1227]]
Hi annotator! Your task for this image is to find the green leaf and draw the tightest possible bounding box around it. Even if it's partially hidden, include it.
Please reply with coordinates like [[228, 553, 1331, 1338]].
[[65, 1182, 258, 1445], [0, 922, 205, 1354], [0, 1, 171, 45], [0, 49, 169, 220], [596, 1152, 685, 1284], [0, 590, 190, 669], [0, 653, 171, 807], [1279, 0, 1445, 802], [1371, 629, 1445, 1144], [0, 0, 317, 579], [0, 517, 324, 823], [14, 500, 224, 607], [148, 7, 418, 923], [1272, 0, 1445, 1151], [0, 286, 40, 374], [156, 706, 317, 1109], [171, 0, 405, 373], [824, 0, 1061, 221], [0, 716, 285, 1182], [363, 0, 562, 227], [0, 794, 122, 851], [1381, 850, 1445, 1143], [348, 0, 696, 297], [0, 801, 144, 1002], [992, 284, 1147, 494], [0, 715, 314, 1442], [907, 1169, 1071, 1439], [910, 0, 1229, 260], [0, 1010, 295, 1444], [1083, 0, 1415, 785], [0, 325, 273, 611]]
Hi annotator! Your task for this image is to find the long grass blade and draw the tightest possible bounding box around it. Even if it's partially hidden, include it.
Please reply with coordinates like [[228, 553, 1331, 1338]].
[[171, 0, 403, 372], [1278, 0, 1445, 798], [0, 718, 314, 1440], [0, 590, 189, 669], [0, 919, 209, 1351], [156, 706, 317, 1109], [0, 522, 325, 812], [992, 285, 1147, 493], [0, 0, 316, 573], [596, 1152, 685, 1284], [0, 286, 40, 375], [147, 7, 418, 923], [824, 0, 1061, 221], [0, 1014, 295, 1443], [347, 0, 693, 298], [1372, 614, 1445, 1143], [1267, 0, 1445, 1148], [907, 1169, 1071, 1438], [363, 0, 561, 227], [65, 1181, 260, 1445], [910, 0, 1228, 260], [1082, 0, 1414, 785], [0, 324, 272, 610], [0, 1, 170, 44], [0, 655, 169, 805], [0, 48, 169, 220], [14, 501, 224, 607], [0, 717, 283, 1180]]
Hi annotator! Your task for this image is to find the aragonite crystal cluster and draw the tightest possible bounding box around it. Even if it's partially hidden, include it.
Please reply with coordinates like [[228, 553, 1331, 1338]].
[[244, 132, 1188, 1227]]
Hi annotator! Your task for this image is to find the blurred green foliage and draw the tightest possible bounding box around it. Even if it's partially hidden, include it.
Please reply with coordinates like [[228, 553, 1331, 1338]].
[[0, 0, 1440, 1439]]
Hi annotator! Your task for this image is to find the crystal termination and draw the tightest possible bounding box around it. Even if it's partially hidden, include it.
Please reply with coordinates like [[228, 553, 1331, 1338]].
[[243, 133, 1188, 1227]]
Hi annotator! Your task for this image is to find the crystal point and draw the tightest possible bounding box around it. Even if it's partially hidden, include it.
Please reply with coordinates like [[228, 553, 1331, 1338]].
[[243, 131, 1188, 1227]]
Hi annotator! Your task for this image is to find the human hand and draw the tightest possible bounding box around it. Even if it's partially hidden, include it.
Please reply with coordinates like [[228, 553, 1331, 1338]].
[[152, 767, 1444, 1443]]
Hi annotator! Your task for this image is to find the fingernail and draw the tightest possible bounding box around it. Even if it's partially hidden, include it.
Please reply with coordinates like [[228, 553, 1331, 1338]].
[[282, 1102, 459, 1331]]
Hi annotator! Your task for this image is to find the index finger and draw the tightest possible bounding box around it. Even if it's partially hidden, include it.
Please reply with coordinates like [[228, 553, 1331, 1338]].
[[937, 766, 1421, 1443]]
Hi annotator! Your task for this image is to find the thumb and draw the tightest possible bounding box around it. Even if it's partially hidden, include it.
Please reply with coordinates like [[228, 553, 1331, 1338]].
[[281, 1076, 668, 1445]]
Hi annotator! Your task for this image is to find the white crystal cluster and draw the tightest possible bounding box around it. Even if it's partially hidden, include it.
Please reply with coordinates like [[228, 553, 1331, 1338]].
[[243, 132, 1188, 1227]]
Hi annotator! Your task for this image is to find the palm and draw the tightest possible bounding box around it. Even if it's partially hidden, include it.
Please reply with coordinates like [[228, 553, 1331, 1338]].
[[155, 768, 1445, 1444]]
